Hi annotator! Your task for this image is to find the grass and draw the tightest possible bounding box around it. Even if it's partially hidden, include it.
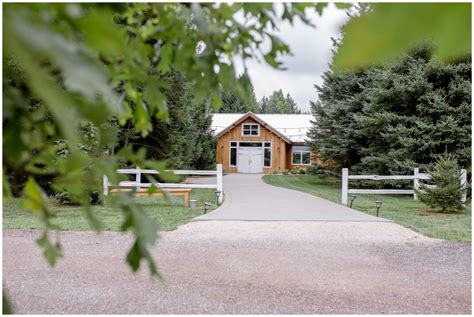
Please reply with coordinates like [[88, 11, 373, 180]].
[[3, 189, 217, 232], [263, 175, 471, 243]]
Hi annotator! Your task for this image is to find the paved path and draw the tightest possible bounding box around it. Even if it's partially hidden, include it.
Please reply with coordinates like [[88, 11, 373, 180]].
[[3, 226, 470, 314], [195, 174, 388, 221]]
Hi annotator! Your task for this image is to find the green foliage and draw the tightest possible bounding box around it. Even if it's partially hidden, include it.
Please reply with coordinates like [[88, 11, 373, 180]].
[[36, 232, 62, 266], [309, 45, 471, 175], [119, 70, 217, 170], [416, 154, 466, 213], [217, 76, 259, 113], [3, 289, 12, 314], [3, 3, 318, 283], [259, 90, 301, 114], [334, 3, 471, 70]]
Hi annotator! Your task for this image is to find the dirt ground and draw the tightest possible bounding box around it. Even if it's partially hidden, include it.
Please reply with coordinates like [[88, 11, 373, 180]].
[[3, 221, 471, 314]]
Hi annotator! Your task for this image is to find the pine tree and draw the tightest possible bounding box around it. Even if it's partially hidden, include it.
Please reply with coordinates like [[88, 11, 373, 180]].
[[216, 75, 258, 113], [285, 93, 301, 114], [307, 44, 471, 175], [306, 69, 371, 172], [356, 45, 471, 174], [415, 153, 465, 212], [259, 90, 301, 113], [117, 70, 216, 169]]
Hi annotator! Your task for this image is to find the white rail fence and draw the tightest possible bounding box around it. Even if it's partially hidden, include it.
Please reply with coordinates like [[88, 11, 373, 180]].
[[341, 168, 467, 206], [103, 164, 223, 204]]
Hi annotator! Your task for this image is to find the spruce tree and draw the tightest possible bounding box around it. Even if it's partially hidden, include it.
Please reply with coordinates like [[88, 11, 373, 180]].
[[307, 69, 371, 171], [415, 153, 465, 212], [117, 70, 216, 169], [216, 75, 258, 113], [307, 44, 471, 175]]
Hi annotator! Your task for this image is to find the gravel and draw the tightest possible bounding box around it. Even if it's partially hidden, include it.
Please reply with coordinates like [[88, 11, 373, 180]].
[[3, 221, 471, 314]]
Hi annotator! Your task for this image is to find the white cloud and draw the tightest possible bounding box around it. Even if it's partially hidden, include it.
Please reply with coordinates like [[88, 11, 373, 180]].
[[238, 4, 350, 112]]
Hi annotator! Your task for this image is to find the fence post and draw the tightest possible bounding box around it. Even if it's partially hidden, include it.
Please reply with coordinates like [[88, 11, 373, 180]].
[[341, 168, 348, 206], [413, 168, 419, 201], [217, 164, 223, 204], [103, 175, 109, 196], [460, 168, 467, 207], [136, 166, 141, 191]]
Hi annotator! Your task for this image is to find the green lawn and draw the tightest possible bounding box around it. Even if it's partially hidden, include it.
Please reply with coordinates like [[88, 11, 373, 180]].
[[3, 189, 217, 232], [263, 175, 471, 243]]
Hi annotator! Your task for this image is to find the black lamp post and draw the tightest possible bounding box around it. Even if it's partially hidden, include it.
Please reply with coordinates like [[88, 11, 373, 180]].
[[375, 200, 383, 217], [215, 191, 221, 206], [349, 195, 357, 208]]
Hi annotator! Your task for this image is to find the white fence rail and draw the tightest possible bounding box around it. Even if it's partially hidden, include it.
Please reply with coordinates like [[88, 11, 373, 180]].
[[103, 164, 223, 204], [341, 167, 467, 206]]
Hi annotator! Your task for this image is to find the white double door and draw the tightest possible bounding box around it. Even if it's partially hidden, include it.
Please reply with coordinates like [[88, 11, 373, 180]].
[[237, 147, 263, 173]]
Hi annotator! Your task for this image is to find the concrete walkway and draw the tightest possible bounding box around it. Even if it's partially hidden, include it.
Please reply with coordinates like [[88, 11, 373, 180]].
[[194, 174, 388, 222]]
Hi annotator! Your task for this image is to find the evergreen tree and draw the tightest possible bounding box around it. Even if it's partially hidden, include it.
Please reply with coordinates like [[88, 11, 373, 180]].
[[118, 70, 216, 169], [216, 75, 258, 113], [259, 90, 301, 113], [357, 45, 471, 174], [285, 93, 301, 114], [307, 45, 471, 175], [307, 69, 372, 171], [415, 153, 466, 212]]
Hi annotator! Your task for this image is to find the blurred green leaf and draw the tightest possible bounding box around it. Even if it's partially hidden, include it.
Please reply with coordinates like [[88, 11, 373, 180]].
[[334, 3, 471, 70], [20, 178, 47, 213], [77, 9, 126, 58], [36, 232, 62, 266], [3, 288, 12, 314], [158, 43, 173, 73]]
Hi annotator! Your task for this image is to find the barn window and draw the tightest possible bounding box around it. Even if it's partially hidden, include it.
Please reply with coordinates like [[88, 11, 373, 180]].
[[241, 124, 260, 136], [292, 146, 311, 165], [264, 142, 272, 167], [230, 142, 237, 167]]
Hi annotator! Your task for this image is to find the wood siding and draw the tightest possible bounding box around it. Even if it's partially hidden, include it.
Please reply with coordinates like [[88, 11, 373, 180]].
[[216, 117, 288, 174]]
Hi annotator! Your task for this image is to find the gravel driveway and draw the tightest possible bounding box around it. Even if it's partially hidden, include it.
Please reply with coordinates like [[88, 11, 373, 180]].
[[3, 222, 471, 314]]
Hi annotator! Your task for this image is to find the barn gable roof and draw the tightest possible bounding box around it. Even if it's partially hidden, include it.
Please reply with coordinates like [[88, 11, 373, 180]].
[[212, 112, 313, 144], [214, 112, 292, 143]]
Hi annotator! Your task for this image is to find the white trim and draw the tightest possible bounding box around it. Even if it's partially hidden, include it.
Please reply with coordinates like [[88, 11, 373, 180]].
[[291, 146, 311, 165], [241, 123, 260, 137]]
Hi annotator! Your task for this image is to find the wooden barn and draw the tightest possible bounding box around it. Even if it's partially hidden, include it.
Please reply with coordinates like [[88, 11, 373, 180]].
[[212, 112, 317, 174]]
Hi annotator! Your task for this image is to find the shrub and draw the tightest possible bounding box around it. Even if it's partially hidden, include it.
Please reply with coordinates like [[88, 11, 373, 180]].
[[298, 168, 306, 175], [283, 169, 290, 175], [289, 169, 298, 175], [51, 190, 101, 205], [415, 153, 467, 213]]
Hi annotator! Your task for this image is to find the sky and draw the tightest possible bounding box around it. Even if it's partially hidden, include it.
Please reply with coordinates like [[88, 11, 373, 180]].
[[239, 4, 350, 113]]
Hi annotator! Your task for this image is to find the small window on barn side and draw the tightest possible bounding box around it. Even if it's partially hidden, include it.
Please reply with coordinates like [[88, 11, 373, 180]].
[[230, 142, 237, 167], [264, 142, 271, 167], [241, 124, 259, 137], [292, 147, 311, 165]]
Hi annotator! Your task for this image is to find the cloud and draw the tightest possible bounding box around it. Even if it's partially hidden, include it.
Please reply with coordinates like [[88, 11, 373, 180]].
[[238, 4, 350, 112]]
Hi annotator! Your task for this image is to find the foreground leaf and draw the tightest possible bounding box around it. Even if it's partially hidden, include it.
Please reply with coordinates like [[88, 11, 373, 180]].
[[36, 233, 62, 266], [334, 3, 471, 70]]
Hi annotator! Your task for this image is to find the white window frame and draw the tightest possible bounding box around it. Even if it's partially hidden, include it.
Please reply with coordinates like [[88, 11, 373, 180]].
[[229, 141, 238, 167], [291, 147, 311, 166], [263, 142, 272, 168], [241, 123, 260, 137]]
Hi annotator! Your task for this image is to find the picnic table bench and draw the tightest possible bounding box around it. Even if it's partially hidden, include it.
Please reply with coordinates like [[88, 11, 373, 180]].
[[109, 187, 192, 207]]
